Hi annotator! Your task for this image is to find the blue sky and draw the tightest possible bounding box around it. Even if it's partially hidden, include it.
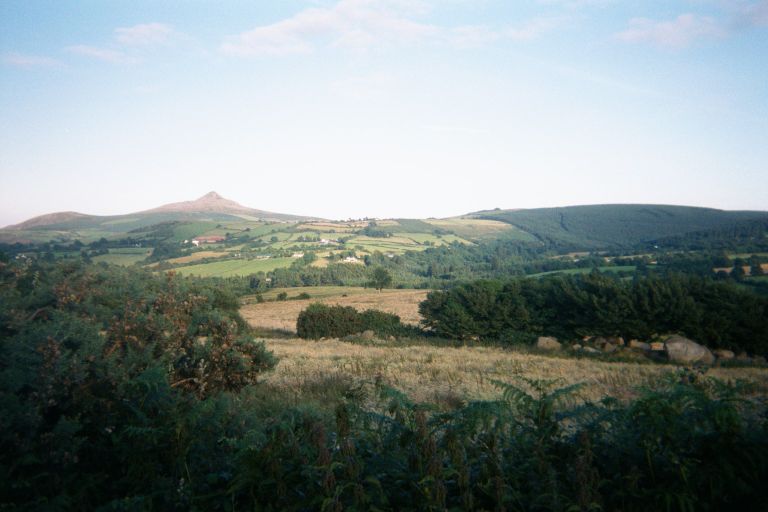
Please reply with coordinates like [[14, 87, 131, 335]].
[[1, 0, 767, 224]]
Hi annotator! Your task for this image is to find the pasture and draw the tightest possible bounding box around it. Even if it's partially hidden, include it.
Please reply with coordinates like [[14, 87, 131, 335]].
[[241, 288, 429, 332], [172, 256, 295, 277], [92, 248, 151, 266]]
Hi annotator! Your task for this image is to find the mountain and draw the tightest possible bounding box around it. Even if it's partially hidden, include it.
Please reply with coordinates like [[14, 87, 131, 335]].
[[141, 192, 311, 221], [7, 211, 97, 231], [4, 192, 319, 232], [473, 204, 768, 250]]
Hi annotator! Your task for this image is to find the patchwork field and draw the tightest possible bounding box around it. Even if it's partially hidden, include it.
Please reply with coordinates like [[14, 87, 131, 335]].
[[261, 338, 768, 405], [241, 288, 429, 332]]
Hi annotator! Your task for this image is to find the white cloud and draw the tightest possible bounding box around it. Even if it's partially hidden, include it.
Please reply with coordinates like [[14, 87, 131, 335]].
[[115, 22, 176, 46], [2, 52, 62, 68], [222, 0, 560, 56], [616, 14, 725, 48], [66, 45, 138, 64]]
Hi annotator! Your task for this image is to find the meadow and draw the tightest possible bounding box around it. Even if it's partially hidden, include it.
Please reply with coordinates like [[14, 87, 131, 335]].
[[241, 288, 429, 332], [260, 338, 768, 406], [171, 256, 295, 277]]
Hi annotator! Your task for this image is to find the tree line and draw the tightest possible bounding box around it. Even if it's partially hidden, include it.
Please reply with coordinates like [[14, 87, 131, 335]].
[[419, 272, 768, 354]]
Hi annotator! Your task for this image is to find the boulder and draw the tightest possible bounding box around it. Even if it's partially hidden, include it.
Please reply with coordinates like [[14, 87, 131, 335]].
[[572, 344, 583, 351], [650, 342, 665, 352], [536, 336, 561, 351], [628, 340, 651, 351], [713, 349, 735, 360], [593, 336, 607, 347], [583, 347, 600, 354], [605, 336, 625, 346], [664, 335, 715, 365], [360, 330, 376, 340], [602, 343, 618, 354], [387, 335, 396, 342]]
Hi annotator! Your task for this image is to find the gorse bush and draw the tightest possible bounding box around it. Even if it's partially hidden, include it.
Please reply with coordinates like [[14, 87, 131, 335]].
[[0, 259, 276, 508], [419, 272, 768, 353], [296, 303, 406, 339]]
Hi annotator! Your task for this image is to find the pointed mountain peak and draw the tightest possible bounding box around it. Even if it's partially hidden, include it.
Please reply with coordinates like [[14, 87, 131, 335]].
[[198, 191, 223, 201]]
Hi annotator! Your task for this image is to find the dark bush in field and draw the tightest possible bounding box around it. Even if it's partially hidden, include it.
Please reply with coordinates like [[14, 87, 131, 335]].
[[296, 303, 404, 339]]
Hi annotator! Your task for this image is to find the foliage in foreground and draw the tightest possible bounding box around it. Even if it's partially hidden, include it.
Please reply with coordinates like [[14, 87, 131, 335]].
[[2, 259, 768, 510]]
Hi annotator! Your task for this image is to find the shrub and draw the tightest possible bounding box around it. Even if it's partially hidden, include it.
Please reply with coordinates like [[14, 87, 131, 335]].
[[296, 303, 405, 339]]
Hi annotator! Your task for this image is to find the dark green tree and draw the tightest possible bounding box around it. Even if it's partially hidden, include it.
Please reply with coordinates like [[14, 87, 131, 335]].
[[369, 267, 392, 291]]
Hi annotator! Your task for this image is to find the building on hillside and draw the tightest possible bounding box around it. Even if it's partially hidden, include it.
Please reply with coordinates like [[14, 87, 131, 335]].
[[192, 235, 226, 246]]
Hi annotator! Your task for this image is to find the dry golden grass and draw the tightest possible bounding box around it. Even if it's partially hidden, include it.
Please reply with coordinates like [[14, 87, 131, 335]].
[[242, 289, 429, 332], [165, 251, 228, 265], [261, 338, 768, 405]]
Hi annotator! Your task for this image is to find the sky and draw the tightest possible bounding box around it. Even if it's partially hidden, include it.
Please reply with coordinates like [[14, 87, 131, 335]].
[[1, 0, 767, 225]]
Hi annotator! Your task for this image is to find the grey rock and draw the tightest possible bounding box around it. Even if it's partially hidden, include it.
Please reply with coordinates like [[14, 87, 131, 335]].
[[664, 335, 715, 365]]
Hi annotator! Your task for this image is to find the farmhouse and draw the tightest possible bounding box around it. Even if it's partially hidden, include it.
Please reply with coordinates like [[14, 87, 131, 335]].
[[192, 235, 226, 246]]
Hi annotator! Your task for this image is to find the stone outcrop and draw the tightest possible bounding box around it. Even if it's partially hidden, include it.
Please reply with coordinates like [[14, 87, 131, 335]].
[[664, 335, 715, 365]]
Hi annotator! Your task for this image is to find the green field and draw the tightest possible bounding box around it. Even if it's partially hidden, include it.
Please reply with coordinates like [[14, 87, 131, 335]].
[[249, 285, 374, 301], [92, 248, 152, 266], [528, 265, 638, 278], [172, 257, 296, 277]]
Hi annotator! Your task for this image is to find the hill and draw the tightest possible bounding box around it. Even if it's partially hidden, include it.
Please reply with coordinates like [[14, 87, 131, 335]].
[[0, 192, 321, 243], [474, 204, 768, 250]]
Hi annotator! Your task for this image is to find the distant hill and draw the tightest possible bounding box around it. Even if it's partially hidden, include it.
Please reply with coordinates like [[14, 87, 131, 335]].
[[473, 204, 768, 250], [4, 192, 319, 230], [0, 191, 322, 243]]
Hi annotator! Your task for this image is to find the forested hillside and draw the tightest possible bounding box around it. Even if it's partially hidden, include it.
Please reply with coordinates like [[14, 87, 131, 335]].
[[477, 204, 768, 250]]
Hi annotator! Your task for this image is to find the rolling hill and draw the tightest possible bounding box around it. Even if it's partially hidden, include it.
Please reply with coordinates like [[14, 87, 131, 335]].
[[473, 204, 768, 250], [0, 192, 322, 243]]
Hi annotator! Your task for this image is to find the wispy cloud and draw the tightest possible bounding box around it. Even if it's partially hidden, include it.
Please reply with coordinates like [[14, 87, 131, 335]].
[[66, 45, 138, 64], [115, 23, 177, 46], [2, 52, 63, 69], [616, 14, 725, 48], [221, 0, 562, 56]]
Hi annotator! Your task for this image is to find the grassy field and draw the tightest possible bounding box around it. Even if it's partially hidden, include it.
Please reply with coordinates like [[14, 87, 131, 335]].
[[528, 265, 637, 278], [423, 217, 533, 241], [261, 338, 768, 405], [249, 285, 382, 301], [241, 288, 429, 332], [92, 248, 151, 266], [172, 256, 295, 277], [165, 250, 229, 265]]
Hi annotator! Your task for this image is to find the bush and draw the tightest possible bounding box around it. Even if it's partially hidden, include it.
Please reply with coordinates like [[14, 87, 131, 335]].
[[296, 303, 405, 339]]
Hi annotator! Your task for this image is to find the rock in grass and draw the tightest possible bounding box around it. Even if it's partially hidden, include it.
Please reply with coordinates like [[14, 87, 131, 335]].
[[628, 340, 651, 351], [583, 347, 600, 354], [664, 335, 715, 365], [360, 330, 375, 340], [713, 349, 735, 360], [536, 336, 561, 351]]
